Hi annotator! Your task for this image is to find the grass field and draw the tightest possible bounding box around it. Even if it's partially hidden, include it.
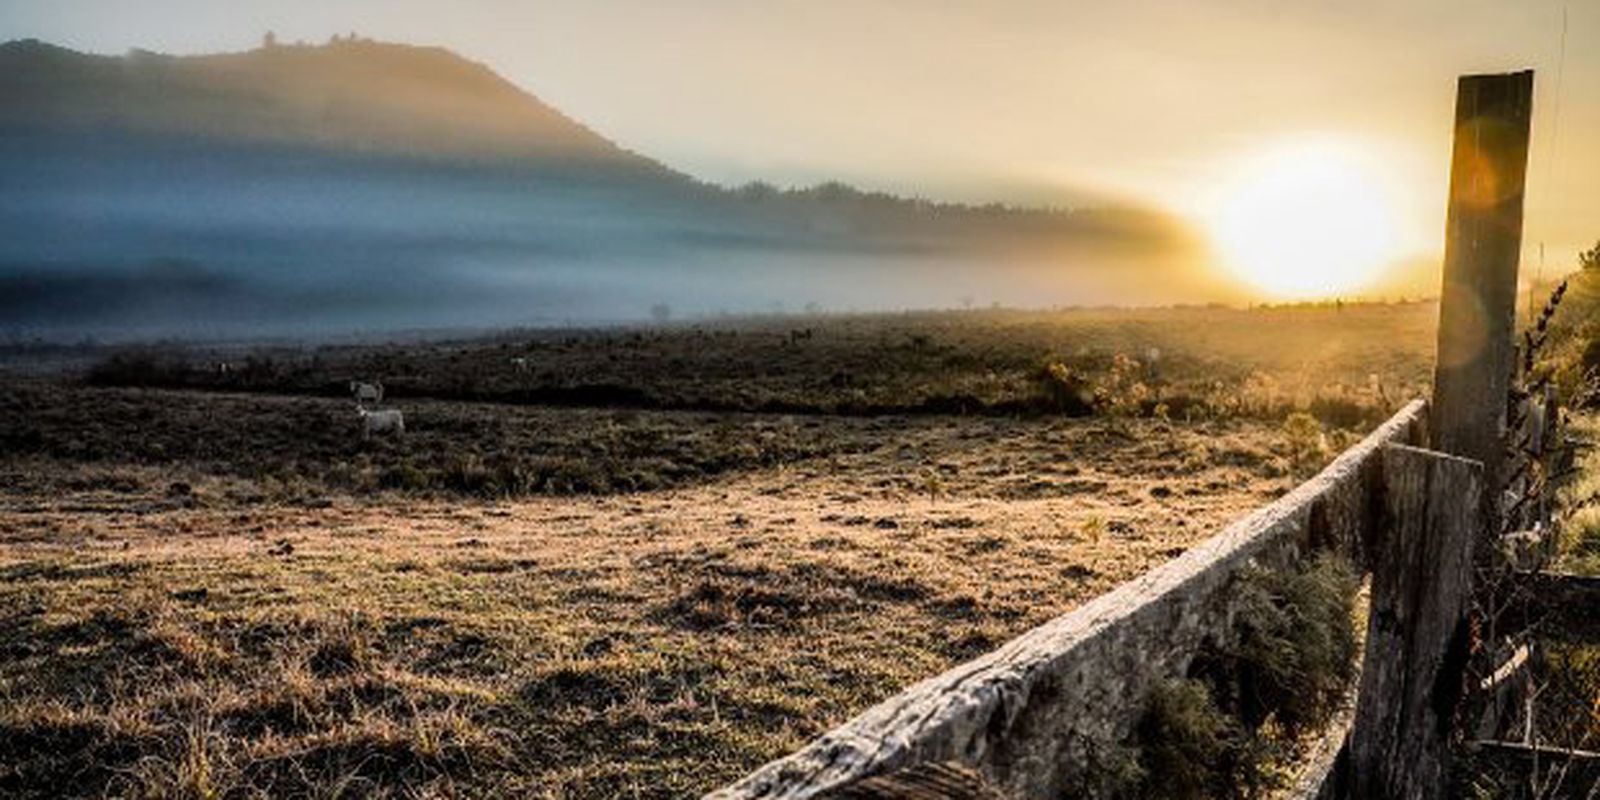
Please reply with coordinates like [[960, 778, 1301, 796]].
[[0, 300, 1483, 798], [72, 301, 1438, 426]]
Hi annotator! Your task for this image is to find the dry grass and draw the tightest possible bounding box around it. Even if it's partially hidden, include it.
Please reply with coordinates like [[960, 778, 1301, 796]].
[[0, 402, 1302, 797], [74, 301, 1435, 428], [1559, 415, 1600, 577], [0, 304, 1442, 797], [0, 384, 884, 500]]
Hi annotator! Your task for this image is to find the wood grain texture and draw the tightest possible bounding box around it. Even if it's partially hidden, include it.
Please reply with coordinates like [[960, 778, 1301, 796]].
[[1348, 444, 1483, 800], [1430, 69, 1533, 518], [819, 762, 1008, 800]]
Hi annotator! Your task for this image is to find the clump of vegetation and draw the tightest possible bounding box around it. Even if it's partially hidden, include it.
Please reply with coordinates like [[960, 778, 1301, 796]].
[[1557, 414, 1600, 576], [1280, 412, 1328, 474], [1561, 513, 1600, 576], [1540, 643, 1600, 738], [1123, 554, 1360, 799], [1095, 352, 1153, 422], [1225, 554, 1361, 735], [1133, 679, 1274, 800], [1038, 361, 1096, 416], [1557, 415, 1600, 575], [1526, 266, 1600, 406], [1579, 239, 1600, 272]]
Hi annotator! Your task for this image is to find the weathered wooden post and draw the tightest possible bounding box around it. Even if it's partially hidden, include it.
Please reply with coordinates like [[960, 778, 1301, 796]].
[[1348, 445, 1482, 799], [1430, 69, 1535, 517], [1342, 71, 1533, 799]]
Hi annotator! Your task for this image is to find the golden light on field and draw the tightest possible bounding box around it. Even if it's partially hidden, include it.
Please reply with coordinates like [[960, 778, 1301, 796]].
[[1206, 142, 1403, 299]]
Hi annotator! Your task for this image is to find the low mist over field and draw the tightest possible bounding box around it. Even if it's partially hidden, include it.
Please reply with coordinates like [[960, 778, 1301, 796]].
[[0, 38, 1208, 338]]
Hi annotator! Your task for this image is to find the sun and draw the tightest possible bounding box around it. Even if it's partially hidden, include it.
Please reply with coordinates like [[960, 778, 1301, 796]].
[[1205, 142, 1402, 299]]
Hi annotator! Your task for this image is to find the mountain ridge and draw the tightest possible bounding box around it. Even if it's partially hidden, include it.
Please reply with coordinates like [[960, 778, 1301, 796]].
[[0, 36, 1213, 335], [0, 37, 682, 177], [1, 37, 1116, 212]]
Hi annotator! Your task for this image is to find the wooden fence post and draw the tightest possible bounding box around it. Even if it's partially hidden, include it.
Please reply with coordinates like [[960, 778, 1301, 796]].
[[1429, 70, 1535, 750], [1430, 69, 1534, 514], [1348, 444, 1483, 799], [1341, 70, 1533, 799]]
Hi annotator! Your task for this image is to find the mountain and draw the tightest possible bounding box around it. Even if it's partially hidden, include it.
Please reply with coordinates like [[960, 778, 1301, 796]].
[[0, 37, 666, 172], [0, 38, 1207, 337]]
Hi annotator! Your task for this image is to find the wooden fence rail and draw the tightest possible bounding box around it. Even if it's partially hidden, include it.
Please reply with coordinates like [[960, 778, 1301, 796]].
[[708, 401, 1427, 799]]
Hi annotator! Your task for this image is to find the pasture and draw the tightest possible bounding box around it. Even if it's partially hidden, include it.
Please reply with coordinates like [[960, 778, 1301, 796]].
[[0, 300, 1483, 798]]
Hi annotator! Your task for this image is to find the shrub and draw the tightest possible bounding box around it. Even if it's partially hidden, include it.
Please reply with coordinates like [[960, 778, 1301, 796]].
[[1135, 679, 1271, 800], [379, 462, 430, 492], [1281, 412, 1326, 470], [1037, 361, 1095, 416], [1228, 554, 1360, 735], [1127, 555, 1360, 798], [441, 453, 494, 496], [1096, 353, 1152, 420]]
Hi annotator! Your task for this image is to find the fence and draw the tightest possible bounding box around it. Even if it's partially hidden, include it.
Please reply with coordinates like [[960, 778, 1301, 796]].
[[710, 70, 1598, 799], [709, 401, 1425, 799]]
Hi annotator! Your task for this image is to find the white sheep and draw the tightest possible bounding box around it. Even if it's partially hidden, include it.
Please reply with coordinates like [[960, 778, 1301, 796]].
[[358, 407, 404, 438], [350, 380, 383, 407]]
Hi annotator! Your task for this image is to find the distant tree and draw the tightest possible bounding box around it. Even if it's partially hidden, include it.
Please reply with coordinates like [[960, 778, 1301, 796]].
[[1581, 239, 1600, 271], [737, 181, 779, 202], [812, 182, 854, 203], [650, 303, 672, 323]]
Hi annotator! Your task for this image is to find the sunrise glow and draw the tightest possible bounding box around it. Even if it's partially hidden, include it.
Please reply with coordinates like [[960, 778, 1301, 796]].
[[1206, 142, 1404, 300]]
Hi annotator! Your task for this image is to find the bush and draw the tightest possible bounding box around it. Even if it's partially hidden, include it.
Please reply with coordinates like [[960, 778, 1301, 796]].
[[1096, 353, 1152, 420], [1136, 679, 1272, 800], [1229, 554, 1360, 735], [1037, 361, 1095, 416], [379, 462, 430, 492], [1128, 555, 1360, 798], [1281, 412, 1327, 472]]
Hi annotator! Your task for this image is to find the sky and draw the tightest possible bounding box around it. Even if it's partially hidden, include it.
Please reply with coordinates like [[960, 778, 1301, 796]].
[[4, 0, 1596, 279]]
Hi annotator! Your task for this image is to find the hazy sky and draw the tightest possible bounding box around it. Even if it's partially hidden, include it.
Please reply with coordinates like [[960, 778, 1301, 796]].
[[5, 0, 1596, 270]]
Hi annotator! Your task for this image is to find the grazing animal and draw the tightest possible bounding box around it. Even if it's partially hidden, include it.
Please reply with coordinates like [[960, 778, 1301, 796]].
[[510, 357, 531, 373], [358, 408, 404, 437], [350, 381, 383, 407], [215, 361, 233, 375]]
